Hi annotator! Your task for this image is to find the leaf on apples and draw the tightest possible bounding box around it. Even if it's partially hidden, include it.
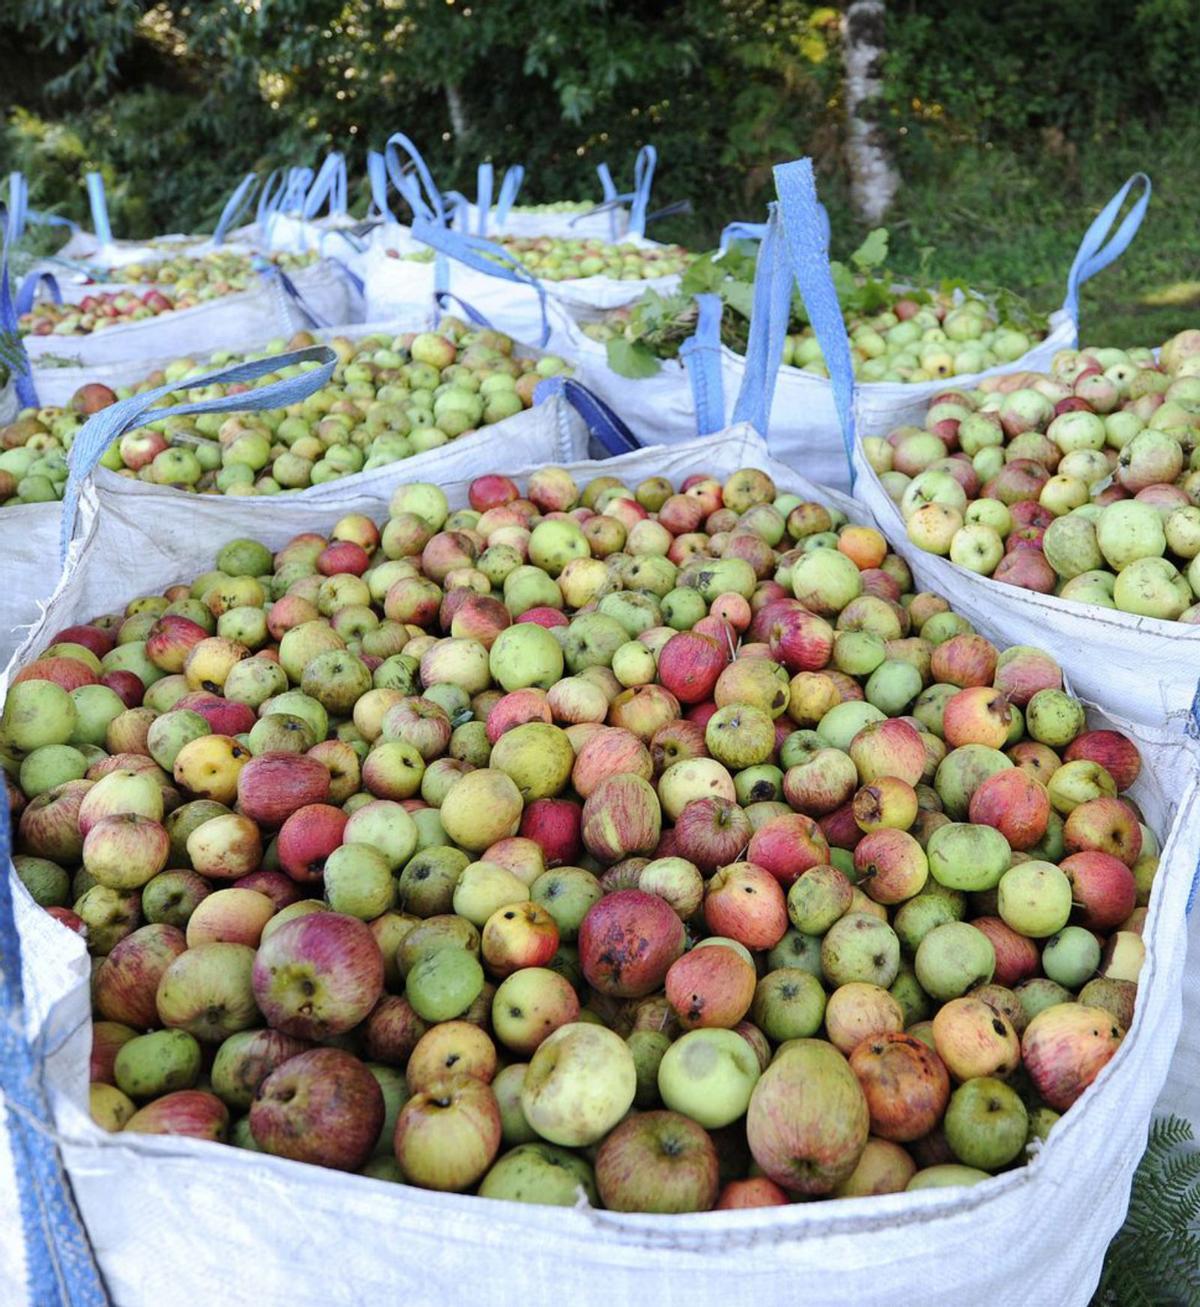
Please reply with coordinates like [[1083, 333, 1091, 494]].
[[606, 338, 662, 379]]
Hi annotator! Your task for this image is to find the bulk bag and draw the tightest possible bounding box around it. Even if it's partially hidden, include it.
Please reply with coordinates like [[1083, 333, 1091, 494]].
[[849, 454, 1200, 730], [2, 424, 1196, 1307], [0, 342, 591, 669], [561, 160, 1149, 492], [745, 169, 1200, 729], [36, 170, 260, 268], [361, 137, 684, 343], [0, 346, 340, 669], [444, 147, 670, 242], [251, 154, 371, 264], [15, 258, 363, 373]]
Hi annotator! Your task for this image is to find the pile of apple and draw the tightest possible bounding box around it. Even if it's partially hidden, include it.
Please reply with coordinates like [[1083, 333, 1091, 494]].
[[494, 236, 692, 282], [0, 323, 572, 505], [870, 328, 1200, 620], [392, 238, 691, 284], [505, 202, 595, 216], [19, 289, 177, 338], [3, 466, 1150, 1211], [791, 295, 1044, 384], [105, 250, 319, 302]]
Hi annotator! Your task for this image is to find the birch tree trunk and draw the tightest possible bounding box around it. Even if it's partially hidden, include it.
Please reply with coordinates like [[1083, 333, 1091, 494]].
[[445, 82, 469, 140], [842, 0, 899, 225]]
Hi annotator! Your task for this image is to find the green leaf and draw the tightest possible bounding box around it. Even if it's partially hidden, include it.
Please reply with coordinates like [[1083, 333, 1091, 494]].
[[829, 260, 858, 307], [851, 228, 889, 271], [680, 254, 727, 295], [606, 338, 662, 379], [721, 279, 756, 320]]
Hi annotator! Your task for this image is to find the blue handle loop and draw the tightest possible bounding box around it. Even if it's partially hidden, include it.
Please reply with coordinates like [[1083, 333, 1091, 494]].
[[719, 203, 830, 258], [475, 163, 494, 237], [61, 344, 337, 560], [22, 210, 81, 239], [85, 172, 112, 247], [434, 290, 497, 331], [534, 375, 642, 457], [596, 162, 622, 241], [1062, 173, 1151, 322], [7, 172, 27, 243], [0, 216, 38, 409], [255, 168, 288, 226], [255, 262, 331, 330], [644, 198, 692, 226], [718, 220, 769, 256], [1189, 689, 1200, 913], [325, 256, 365, 296], [679, 292, 726, 436], [367, 150, 394, 223], [0, 797, 109, 1307], [597, 163, 618, 205], [384, 135, 447, 227], [628, 145, 658, 239], [257, 166, 314, 226], [442, 190, 473, 234], [15, 271, 62, 316], [731, 204, 790, 443], [412, 216, 550, 347], [211, 171, 258, 246], [302, 152, 348, 220], [761, 159, 857, 484], [495, 166, 524, 226], [281, 167, 314, 215]]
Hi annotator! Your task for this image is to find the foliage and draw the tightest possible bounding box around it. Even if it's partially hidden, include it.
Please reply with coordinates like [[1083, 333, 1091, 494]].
[[2, 0, 1200, 350], [600, 227, 1047, 376], [1094, 1115, 1200, 1307]]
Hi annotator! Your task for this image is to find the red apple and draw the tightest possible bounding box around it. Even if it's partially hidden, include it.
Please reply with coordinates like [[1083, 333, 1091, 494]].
[[848, 1032, 950, 1142], [277, 803, 349, 882], [1063, 730, 1142, 792], [364, 995, 429, 1065], [238, 752, 331, 828], [767, 607, 835, 673], [657, 632, 727, 704], [716, 1177, 789, 1208], [673, 797, 753, 874], [519, 798, 582, 867], [251, 911, 384, 1039], [1022, 1003, 1123, 1110], [232, 869, 305, 911], [91, 1020, 137, 1084], [174, 692, 257, 737], [580, 774, 661, 863], [124, 1089, 229, 1141], [392, 1073, 502, 1191], [250, 1048, 383, 1170], [971, 916, 1041, 987], [595, 1110, 719, 1213], [1063, 797, 1142, 866], [94, 923, 187, 1029], [578, 889, 685, 997], [968, 769, 1050, 850], [746, 814, 830, 888], [1060, 851, 1138, 931], [481, 901, 559, 977], [665, 944, 756, 1029], [703, 862, 788, 949]]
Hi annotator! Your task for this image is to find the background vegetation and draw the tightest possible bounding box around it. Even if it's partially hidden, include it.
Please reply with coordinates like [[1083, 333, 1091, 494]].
[[2, 0, 1199, 342]]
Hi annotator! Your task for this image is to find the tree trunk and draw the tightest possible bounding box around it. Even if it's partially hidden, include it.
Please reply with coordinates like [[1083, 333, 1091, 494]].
[[842, 0, 898, 226], [445, 82, 469, 140]]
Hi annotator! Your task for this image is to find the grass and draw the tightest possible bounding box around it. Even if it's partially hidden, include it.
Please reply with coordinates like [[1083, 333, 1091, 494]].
[[855, 124, 1200, 350], [651, 118, 1200, 352]]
